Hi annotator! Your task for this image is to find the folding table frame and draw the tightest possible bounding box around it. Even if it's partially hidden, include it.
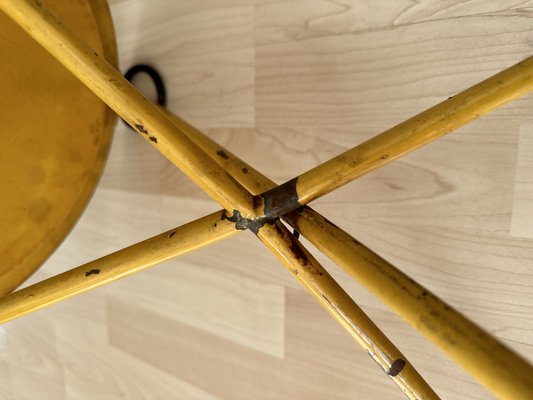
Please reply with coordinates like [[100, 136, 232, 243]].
[[0, 1, 532, 399]]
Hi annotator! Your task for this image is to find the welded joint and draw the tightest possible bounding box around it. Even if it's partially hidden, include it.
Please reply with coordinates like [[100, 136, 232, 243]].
[[257, 177, 302, 219], [224, 209, 276, 234], [222, 177, 302, 233]]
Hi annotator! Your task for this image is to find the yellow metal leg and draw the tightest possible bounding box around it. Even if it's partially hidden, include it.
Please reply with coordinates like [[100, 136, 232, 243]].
[[164, 109, 533, 400], [0, 211, 237, 325], [0, 2, 438, 398], [1, 0, 532, 399], [257, 56, 533, 217]]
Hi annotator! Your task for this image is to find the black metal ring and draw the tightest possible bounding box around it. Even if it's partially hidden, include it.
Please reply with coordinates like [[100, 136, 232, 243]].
[[122, 64, 167, 129], [124, 64, 166, 106]]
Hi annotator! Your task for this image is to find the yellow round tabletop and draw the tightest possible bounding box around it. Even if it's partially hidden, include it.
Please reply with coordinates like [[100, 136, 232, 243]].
[[0, 0, 117, 295]]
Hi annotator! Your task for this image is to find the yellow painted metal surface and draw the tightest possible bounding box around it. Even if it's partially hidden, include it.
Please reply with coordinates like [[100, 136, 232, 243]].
[[0, 211, 237, 325], [257, 220, 439, 400], [0, 0, 256, 219], [0, 0, 117, 296], [289, 210, 533, 400], [259, 56, 533, 218], [0, 2, 437, 398], [1, 0, 532, 398], [163, 109, 533, 400]]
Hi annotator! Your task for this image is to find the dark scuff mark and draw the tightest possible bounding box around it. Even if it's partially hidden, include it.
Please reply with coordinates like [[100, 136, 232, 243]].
[[216, 150, 229, 160], [226, 209, 274, 234], [149, 136, 158, 143], [273, 222, 309, 267], [321, 294, 333, 307], [387, 359, 406, 377], [252, 194, 263, 210], [135, 124, 148, 134], [85, 269, 101, 277], [261, 177, 300, 218], [169, 231, 176, 239], [295, 206, 305, 215], [221, 209, 229, 220], [242, 167, 249, 174], [416, 290, 429, 300], [226, 209, 247, 231]]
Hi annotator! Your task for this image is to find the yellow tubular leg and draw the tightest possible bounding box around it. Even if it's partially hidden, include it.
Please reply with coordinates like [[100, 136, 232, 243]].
[[162, 110, 533, 399], [0, 0, 255, 217], [257, 220, 439, 400], [257, 56, 533, 218], [0, 2, 437, 398], [0, 218, 439, 398], [0, 211, 237, 325]]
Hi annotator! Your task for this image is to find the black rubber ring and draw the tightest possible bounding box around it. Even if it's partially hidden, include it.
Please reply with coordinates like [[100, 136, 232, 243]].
[[122, 64, 167, 129], [124, 64, 166, 106]]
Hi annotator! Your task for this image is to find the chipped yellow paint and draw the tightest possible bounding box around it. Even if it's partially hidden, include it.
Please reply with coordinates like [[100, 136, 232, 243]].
[[0, 2, 438, 399], [257, 220, 440, 400], [164, 108, 533, 399], [0, 0, 256, 219], [0, 211, 237, 325], [1, 0, 532, 399], [259, 56, 533, 218]]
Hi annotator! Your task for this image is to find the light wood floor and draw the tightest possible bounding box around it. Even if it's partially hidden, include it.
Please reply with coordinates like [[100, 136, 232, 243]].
[[2, 1, 533, 399]]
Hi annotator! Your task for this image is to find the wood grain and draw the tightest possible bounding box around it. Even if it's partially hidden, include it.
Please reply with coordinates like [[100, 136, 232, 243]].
[[511, 123, 533, 239], [2, 0, 533, 399]]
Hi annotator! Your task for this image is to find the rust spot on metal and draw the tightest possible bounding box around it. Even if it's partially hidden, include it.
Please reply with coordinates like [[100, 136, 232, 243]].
[[273, 222, 309, 267], [135, 124, 148, 134], [85, 269, 100, 277], [388, 359, 406, 377], [216, 150, 229, 160], [169, 231, 176, 239], [261, 177, 300, 218], [242, 167, 249, 174], [149, 136, 158, 143], [252, 194, 263, 211], [417, 290, 428, 300]]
